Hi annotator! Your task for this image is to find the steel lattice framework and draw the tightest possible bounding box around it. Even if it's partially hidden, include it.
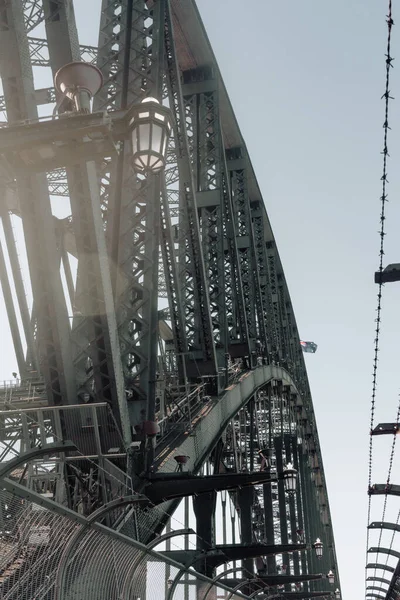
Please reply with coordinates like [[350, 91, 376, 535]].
[[0, 1, 340, 599]]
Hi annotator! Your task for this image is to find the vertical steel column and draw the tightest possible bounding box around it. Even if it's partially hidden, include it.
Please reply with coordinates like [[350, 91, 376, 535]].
[[266, 242, 283, 363], [0, 0, 76, 407], [1, 207, 39, 374], [182, 68, 228, 371], [293, 439, 308, 577], [60, 237, 75, 311], [252, 202, 276, 362], [0, 236, 26, 376], [193, 491, 216, 577], [299, 447, 316, 586], [284, 433, 300, 576], [221, 145, 250, 360], [43, 0, 130, 445], [275, 435, 290, 588], [263, 384, 276, 573], [227, 149, 267, 366], [160, 179, 188, 384], [238, 486, 254, 577], [164, 1, 218, 382]]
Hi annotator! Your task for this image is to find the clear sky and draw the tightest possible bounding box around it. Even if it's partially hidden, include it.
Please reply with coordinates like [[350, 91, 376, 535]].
[[1, 2, 400, 599], [194, 2, 400, 598]]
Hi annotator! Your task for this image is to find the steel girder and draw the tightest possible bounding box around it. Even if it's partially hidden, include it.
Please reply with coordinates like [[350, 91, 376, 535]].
[[0, 0, 77, 407], [0, 1, 341, 597], [40, 0, 130, 442]]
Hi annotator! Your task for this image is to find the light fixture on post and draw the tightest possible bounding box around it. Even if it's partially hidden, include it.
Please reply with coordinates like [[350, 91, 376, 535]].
[[313, 537, 323, 559], [282, 462, 297, 494], [54, 61, 103, 114], [327, 570, 334, 585], [334, 589, 341, 600], [129, 97, 172, 173]]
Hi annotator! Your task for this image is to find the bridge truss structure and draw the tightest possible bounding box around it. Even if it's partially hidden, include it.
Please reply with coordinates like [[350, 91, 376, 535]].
[[0, 1, 340, 599]]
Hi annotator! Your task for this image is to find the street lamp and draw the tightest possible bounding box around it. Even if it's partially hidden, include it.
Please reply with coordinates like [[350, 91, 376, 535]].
[[327, 570, 334, 584], [258, 447, 273, 469], [334, 588, 341, 600], [313, 537, 323, 559], [129, 97, 172, 173], [282, 463, 297, 494], [54, 61, 103, 113]]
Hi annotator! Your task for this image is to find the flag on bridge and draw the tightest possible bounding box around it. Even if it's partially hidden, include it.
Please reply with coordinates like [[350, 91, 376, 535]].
[[300, 341, 318, 353]]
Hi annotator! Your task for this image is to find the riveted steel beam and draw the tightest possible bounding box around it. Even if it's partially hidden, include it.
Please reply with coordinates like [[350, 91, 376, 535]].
[[0, 0, 76, 408], [369, 484, 400, 497], [371, 423, 400, 436], [369, 522, 400, 533]]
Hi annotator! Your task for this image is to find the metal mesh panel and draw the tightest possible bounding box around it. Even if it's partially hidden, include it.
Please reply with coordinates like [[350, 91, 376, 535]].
[[0, 488, 77, 600], [0, 486, 250, 600]]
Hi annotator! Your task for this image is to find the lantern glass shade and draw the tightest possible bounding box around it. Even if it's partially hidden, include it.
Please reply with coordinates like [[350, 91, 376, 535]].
[[130, 97, 172, 173], [282, 462, 297, 494], [314, 538, 323, 559], [335, 589, 340, 599], [327, 570, 334, 585]]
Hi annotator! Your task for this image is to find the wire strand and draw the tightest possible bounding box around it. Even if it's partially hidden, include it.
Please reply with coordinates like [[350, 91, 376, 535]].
[[366, 2, 394, 597]]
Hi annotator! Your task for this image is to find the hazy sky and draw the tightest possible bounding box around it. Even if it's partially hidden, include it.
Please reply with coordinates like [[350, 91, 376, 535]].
[[1, 2, 400, 599]]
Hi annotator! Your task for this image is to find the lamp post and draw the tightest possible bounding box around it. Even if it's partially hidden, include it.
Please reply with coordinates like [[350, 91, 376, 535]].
[[129, 97, 172, 173], [54, 61, 103, 114], [334, 588, 341, 600], [327, 570, 334, 585], [258, 447, 273, 469], [313, 538, 323, 559], [282, 463, 297, 494]]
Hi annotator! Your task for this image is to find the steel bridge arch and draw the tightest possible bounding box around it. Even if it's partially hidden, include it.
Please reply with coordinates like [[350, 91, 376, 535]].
[[134, 362, 336, 575], [155, 364, 305, 475]]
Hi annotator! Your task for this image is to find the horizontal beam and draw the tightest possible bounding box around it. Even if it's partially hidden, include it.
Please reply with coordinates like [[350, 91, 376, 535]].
[[369, 484, 400, 497], [369, 522, 400, 533], [144, 471, 291, 504], [371, 423, 400, 436], [368, 547, 400, 560], [27, 37, 97, 68], [366, 564, 395, 573], [375, 265, 400, 284], [162, 544, 308, 569], [367, 577, 391, 585], [218, 574, 323, 588]]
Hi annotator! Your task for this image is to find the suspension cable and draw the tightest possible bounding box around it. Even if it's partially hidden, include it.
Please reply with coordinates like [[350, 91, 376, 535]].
[[366, 2, 394, 597]]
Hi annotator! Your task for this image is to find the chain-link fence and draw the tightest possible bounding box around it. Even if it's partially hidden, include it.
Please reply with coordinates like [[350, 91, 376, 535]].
[[0, 486, 253, 600]]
